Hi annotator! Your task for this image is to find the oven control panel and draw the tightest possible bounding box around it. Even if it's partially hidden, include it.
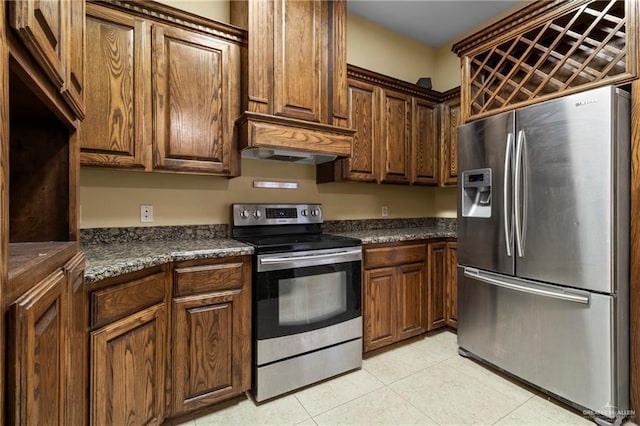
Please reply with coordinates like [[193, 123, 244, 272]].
[[232, 204, 323, 226]]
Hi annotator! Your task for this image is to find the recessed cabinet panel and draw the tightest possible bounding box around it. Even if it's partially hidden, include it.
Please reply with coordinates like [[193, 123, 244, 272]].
[[380, 90, 411, 184], [427, 241, 447, 331], [397, 263, 425, 340], [343, 80, 377, 181], [153, 25, 240, 174], [8, 270, 67, 426], [10, 0, 66, 88], [440, 96, 460, 186], [413, 98, 438, 185], [91, 303, 166, 426], [363, 267, 396, 351], [82, 6, 150, 168], [273, 0, 322, 122], [61, 0, 85, 118], [446, 242, 458, 329]]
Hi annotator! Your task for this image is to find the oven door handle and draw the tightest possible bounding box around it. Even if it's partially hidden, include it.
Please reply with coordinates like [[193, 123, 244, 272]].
[[260, 248, 362, 265]]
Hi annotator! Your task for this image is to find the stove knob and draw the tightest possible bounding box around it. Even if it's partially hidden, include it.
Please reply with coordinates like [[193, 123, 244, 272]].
[[240, 209, 250, 219], [253, 210, 262, 218], [311, 209, 320, 217], [301, 209, 309, 217]]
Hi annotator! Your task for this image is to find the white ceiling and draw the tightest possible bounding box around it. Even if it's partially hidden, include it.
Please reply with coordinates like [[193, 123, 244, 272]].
[[347, 1, 522, 48]]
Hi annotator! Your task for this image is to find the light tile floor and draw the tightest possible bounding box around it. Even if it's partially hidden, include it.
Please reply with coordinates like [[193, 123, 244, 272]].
[[179, 331, 631, 425]]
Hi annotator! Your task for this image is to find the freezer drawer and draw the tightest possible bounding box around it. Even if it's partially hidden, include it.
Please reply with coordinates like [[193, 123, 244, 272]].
[[457, 266, 628, 417]]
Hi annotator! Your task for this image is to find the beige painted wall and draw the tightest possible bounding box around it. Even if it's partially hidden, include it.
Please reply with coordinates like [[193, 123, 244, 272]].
[[80, 160, 451, 227], [346, 13, 436, 87], [83, 0, 528, 228]]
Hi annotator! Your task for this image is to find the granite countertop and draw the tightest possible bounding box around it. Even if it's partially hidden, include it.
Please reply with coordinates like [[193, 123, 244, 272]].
[[81, 218, 456, 284], [336, 226, 457, 245], [83, 238, 254, 284]]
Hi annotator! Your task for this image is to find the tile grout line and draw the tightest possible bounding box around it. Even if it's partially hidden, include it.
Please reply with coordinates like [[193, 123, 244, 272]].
[[387, 382, 442, 425]]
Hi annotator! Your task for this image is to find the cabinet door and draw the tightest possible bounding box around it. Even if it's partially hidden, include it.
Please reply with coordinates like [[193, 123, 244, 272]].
[[343, 79, 378, 182], [8, 270, 67, 426], [91, 303, 166, 426], [363, 267, 396, 352], [153, 25, 240, 175], [380, 89, 411, 184], [396, 262, 425, 340], [412, 98, 439, 185], [440, 97, 460, 186], [64, 253, 87, 426], [272, 0, 323, 122], [10, 0, 66, 88], [427, 242, 447, 331], [172, 290, 250, 415], [446, 242, 458, 329], [82, 5, 151, 168], [61, 0, 85, 118]]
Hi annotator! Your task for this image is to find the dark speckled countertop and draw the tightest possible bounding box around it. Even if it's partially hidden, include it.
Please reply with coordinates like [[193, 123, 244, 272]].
[[336, 226, 456, 245], [83, 238, 253, 284], [81, 218, 456, 284]]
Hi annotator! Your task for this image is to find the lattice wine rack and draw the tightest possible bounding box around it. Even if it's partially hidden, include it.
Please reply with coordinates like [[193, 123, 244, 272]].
[[452, 0, 638, 122]]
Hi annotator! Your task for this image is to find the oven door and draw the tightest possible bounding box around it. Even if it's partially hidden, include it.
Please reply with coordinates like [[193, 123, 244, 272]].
[[255, 247, 362, 341]]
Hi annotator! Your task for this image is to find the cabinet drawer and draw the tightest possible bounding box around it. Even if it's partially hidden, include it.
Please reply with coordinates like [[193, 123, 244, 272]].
[[174, 262, 243, 296], [364, 243, 426, 269], [90, 271, 166, 328]]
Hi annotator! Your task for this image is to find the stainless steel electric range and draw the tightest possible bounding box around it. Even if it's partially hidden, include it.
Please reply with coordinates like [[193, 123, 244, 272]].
[[232, 203, 363, 402]]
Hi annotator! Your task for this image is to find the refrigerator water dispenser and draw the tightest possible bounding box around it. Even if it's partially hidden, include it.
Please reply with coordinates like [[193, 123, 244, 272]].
[[461, 168, 492, 218]]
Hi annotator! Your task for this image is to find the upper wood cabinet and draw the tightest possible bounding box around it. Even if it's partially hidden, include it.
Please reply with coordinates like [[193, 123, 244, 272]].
[[10, 1, 66, 89], [61, 0, 85, 118], [231, 0, 354, 157], [317, 66, 452, 187], [452, 0, 638, 122], [380, 89, 412, 184], [152, 25, 240, 175], [342, 79, 378, 182], [9, 0, 85, 119], [439, 89, 460, 187], [83, 5, 150, 169], [412, 98, 439, 185], [81, 1, 243, 176]]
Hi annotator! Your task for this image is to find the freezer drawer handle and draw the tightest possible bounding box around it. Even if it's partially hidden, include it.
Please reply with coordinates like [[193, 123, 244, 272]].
[[463, 268, 590, 305], [504, 133, 513, 257]]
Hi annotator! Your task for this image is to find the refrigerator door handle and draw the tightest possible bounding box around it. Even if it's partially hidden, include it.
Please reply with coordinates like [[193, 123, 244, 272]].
[[504, 133, 514, 257], [514, 130, 525, 257], [463, 267, 590, 305]]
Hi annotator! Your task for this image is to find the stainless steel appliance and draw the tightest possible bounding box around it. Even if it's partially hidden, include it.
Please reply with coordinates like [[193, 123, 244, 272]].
[[232, 203, 362, 402], [457, 86, 630, 425]]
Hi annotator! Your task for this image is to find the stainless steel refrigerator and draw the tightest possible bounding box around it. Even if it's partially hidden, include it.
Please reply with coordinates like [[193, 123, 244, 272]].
[[457, 85, 629, 424]]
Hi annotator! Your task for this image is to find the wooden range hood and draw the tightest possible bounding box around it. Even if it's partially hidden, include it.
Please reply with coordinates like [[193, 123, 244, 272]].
[[231, 0, 355, 162]]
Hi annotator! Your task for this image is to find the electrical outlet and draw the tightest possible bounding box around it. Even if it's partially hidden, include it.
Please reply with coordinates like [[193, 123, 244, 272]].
[[381, 206, 389, 217], [140, 205, 154, 223]]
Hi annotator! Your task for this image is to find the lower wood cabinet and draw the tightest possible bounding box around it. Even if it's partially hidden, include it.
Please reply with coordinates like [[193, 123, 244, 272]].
[[363, 242, 426, 352], [88, 256, 251, 423], [7, 252, 86, 426], [91, 302, 167, 426], [89, 266, 169, 426], [427, 240, 457, 331], [445, 242, 458, 328], [171, 257, 251, 417]]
